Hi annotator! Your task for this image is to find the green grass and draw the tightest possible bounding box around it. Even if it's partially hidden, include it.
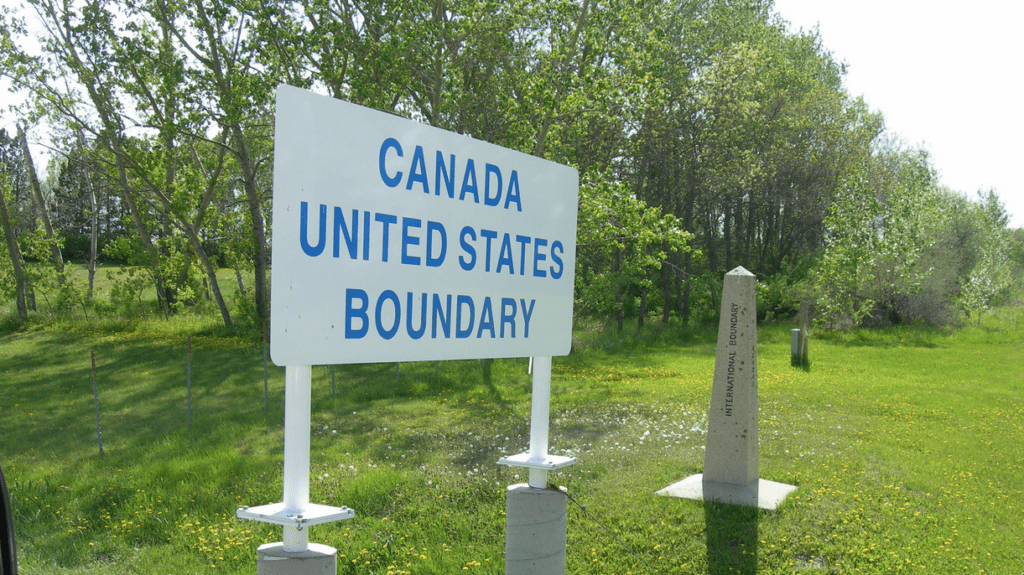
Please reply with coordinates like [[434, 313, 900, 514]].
[[1, 298, 1023, 573]]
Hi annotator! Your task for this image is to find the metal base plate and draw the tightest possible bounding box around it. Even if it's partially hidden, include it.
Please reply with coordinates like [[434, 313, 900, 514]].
[[498, 452, 576, 470], [237, 502, 355, 528]]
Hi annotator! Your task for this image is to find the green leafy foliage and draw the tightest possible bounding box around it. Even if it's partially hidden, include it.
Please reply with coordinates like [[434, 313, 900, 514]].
[[756, 256, 814, 322], [813, 148, 947, 329], [106, 266, 152, 316], [575, 172, 692, 329], [0, 0, 1017, 332], [956, 191, 1015, 323]]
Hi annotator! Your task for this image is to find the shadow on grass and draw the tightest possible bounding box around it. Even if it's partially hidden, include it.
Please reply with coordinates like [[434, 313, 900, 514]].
[[1, 327, 533, 465], [320, 357, 529, 407], [704, 501, 758, 575], [1, 336, 278, 469], [790, 357, 813, 373]]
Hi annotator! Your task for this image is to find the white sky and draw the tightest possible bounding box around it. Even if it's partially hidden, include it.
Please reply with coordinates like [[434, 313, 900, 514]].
[[772, 0, 1024, 229]]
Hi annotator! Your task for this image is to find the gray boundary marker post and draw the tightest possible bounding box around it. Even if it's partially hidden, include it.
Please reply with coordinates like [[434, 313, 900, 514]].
[[237, 366, 354, 573], [796, 301, 810, 368], [499, 357, 575, 575], [790, 328, 809, 368], [657, 267, 796, 510], [90, 350, 103, 456]]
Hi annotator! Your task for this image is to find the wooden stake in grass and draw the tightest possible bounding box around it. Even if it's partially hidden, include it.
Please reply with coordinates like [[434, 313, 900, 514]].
[[330, 365, 336, 397], [186, 335, 193, 430], [90, 350, 103, 456]]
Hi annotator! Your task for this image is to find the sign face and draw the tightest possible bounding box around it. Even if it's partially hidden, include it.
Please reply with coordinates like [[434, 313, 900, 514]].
[[270, 85, 578, 366]]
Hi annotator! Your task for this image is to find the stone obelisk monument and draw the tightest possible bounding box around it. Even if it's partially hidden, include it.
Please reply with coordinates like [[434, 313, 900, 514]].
[[657, 266, 796, 509]]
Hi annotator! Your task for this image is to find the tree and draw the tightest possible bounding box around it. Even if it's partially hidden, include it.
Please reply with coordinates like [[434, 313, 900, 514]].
[[1, 0, 1006, 331], [0, 180, 31, 317], [7, 0, 184, 315], [17, 124, 65, 281], [50, 131, 121, 297], [156, 0, 275, 326], [812, 146, 946, 329], [0, 128, 36, 316], [957, 190, 1013, 323], [111, 4, 235, 324], [610, 1, 882, 324], [576, 171, 692, 330]]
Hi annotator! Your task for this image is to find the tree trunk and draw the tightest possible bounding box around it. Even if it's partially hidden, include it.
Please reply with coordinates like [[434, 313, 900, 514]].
[[232, 253, 246, 295], [112, 141, 169, 310], [681, 162, 698, 325], [78, 132, 99, 298], [744, 192, 755, 269], [638, 285, 648, 329], [676, 265, 686, 325], [734, 194, 745, 267], [181, 221, 232, 326], [615, 285, 624, 332], [89, 191, 98, 297], [234, 131, 269, 326], [18, 124, 64, 281], [723, 202, 733, 272], [661, 252, 672, 323], [0, 185, 30, 317]]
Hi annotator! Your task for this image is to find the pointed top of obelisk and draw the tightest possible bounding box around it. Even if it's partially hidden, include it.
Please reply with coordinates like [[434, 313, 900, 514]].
[[726, 266, 755, 277]]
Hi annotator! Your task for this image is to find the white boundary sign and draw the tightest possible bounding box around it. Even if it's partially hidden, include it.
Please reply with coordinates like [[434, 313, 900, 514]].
[[270, 85, 579, 366]]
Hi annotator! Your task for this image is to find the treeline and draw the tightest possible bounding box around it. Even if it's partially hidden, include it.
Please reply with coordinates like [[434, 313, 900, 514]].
[[0, 0, 1020, 331]]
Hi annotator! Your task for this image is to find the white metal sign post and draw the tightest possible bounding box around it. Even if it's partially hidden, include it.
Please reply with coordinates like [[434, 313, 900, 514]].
[[238, 365, 354, 571], [238, 85, 579, 574], [498, 356, 575, 487], [499, 356, 576, 574]]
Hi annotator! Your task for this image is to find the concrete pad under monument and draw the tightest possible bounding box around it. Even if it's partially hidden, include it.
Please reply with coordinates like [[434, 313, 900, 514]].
[[657, 266, 796, 510]]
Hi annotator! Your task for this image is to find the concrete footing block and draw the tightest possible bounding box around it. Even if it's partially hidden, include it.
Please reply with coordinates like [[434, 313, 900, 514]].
[[505, 483, 567, 575], [257, 542, 337, 575]]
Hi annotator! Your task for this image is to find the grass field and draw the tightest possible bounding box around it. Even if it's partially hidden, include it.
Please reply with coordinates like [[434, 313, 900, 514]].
[[1, 293, 1023, 573]]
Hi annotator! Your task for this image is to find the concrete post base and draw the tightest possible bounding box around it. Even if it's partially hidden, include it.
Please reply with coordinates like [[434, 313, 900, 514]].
[[656, 473, 797, 511], [505, 483, 567, 575], [256, 542, 337, 575]]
